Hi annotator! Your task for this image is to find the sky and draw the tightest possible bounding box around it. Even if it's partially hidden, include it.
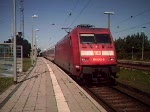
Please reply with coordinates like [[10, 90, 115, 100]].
[[0, 0, 150, 50]]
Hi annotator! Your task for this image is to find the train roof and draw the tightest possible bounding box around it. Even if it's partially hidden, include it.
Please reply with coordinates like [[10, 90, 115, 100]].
[[71, 24, 111, 34], [56, 24, 111, 44]]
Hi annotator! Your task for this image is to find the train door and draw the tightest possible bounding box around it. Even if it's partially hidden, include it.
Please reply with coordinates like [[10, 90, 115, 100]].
[[68, 36, 73, 73]]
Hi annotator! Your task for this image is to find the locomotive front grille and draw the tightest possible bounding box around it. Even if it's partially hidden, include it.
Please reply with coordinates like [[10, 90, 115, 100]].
[[82, 65, 117, 74]]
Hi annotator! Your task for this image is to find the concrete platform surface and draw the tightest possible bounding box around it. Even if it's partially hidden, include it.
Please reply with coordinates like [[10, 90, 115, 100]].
[[0, 57, 106, 112]]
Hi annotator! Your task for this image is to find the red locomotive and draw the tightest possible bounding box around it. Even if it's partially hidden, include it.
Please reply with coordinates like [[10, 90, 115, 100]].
[[43, 24, 118, 85]]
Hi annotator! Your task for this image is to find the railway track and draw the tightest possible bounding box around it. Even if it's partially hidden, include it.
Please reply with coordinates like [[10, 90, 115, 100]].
[[87, 84, 150, 112], [118, 60, 150, 72]]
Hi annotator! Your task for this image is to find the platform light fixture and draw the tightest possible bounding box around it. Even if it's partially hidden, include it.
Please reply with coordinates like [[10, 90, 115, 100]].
[[141, 26, 146, 60], [13, 0, 17, 83], [104, 12, 114, 29], [35, 29, 39, 60], [31, 15, 38, 66]]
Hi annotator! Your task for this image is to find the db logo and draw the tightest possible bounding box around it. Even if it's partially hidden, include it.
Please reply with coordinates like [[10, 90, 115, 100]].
[[93, 51, 101, 55]]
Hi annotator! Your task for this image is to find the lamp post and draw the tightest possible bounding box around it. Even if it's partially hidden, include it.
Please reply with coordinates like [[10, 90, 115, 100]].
[[13, 0, 17, 83], [141, 27, 146, 60], [132, 47, 134, 60], [104, 12, 114, 29], [35, 29, 39, 60], [31, 15, 38, 66], [141, 32, 144, 60]]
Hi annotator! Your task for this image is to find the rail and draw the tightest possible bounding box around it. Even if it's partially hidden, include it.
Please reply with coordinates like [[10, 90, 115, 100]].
[[117, 60, 150, 72], [85, 84, 150, 111]]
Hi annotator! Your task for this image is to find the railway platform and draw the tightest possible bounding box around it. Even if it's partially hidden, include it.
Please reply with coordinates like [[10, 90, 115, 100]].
[[0, 57, 106, 112]]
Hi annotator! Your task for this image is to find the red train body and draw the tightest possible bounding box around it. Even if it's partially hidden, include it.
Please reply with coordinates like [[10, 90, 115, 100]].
[[43, 25, 118, 84]]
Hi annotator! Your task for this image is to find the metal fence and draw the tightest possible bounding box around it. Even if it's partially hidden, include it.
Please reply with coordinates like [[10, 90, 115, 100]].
[[0, 43, 14, 77], [0, 43, 23, 77], [16, 45, 23, 72]]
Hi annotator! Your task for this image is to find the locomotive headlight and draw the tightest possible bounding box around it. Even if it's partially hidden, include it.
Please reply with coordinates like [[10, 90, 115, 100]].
[[109, 58, 115, 61], [75, 65, 80, 72], [75, 65, 80, 69]]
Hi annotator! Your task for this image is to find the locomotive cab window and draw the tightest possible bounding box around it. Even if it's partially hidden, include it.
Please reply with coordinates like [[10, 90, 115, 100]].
[[80, 34, 95, 44], [95, 34, 112, 44], [80, 34, 111, 44]]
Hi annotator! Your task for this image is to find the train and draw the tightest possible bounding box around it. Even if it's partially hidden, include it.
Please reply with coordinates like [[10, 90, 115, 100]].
[[42, 24, 118, 85]]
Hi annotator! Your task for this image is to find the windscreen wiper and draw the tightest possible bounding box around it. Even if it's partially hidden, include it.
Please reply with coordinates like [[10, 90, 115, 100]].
[[87, 42, 93, 48]]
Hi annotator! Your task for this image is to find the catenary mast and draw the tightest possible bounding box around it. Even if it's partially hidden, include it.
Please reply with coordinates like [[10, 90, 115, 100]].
[[20, 0, 24, 38]]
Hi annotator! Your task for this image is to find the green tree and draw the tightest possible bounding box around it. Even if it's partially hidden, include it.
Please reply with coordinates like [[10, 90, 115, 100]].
[[4, 33, 31, 57], [115, 32, 150, 60]]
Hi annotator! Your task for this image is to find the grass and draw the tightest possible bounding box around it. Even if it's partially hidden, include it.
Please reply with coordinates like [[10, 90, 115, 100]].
[[117, 68, 150, 94], [0, 58, 31, 94], [0, 77, 13, 94], [23, 58, 31, 72]]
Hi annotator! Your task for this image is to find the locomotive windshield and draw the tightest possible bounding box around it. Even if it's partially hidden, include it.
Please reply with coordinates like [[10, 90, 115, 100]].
[[80, 34, 112, 44], [80, 34, 95, 44], [95, 34, 112, 44]]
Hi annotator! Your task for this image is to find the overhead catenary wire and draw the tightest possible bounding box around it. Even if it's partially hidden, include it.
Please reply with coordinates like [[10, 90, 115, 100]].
[[50, 0, 92, 48], [63, 0, 79, 26], [51, 0, 79, 41], [117, 8, 150, 28], [61, 0, 91, 33], [68, 0, 92, 28], [114, 9, 150, 34], [113, 21, 150, 34]]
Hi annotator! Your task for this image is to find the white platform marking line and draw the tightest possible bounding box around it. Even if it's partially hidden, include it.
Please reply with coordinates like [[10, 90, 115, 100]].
[[42, 59, 70, 112], [57, 64, 107, 112]]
